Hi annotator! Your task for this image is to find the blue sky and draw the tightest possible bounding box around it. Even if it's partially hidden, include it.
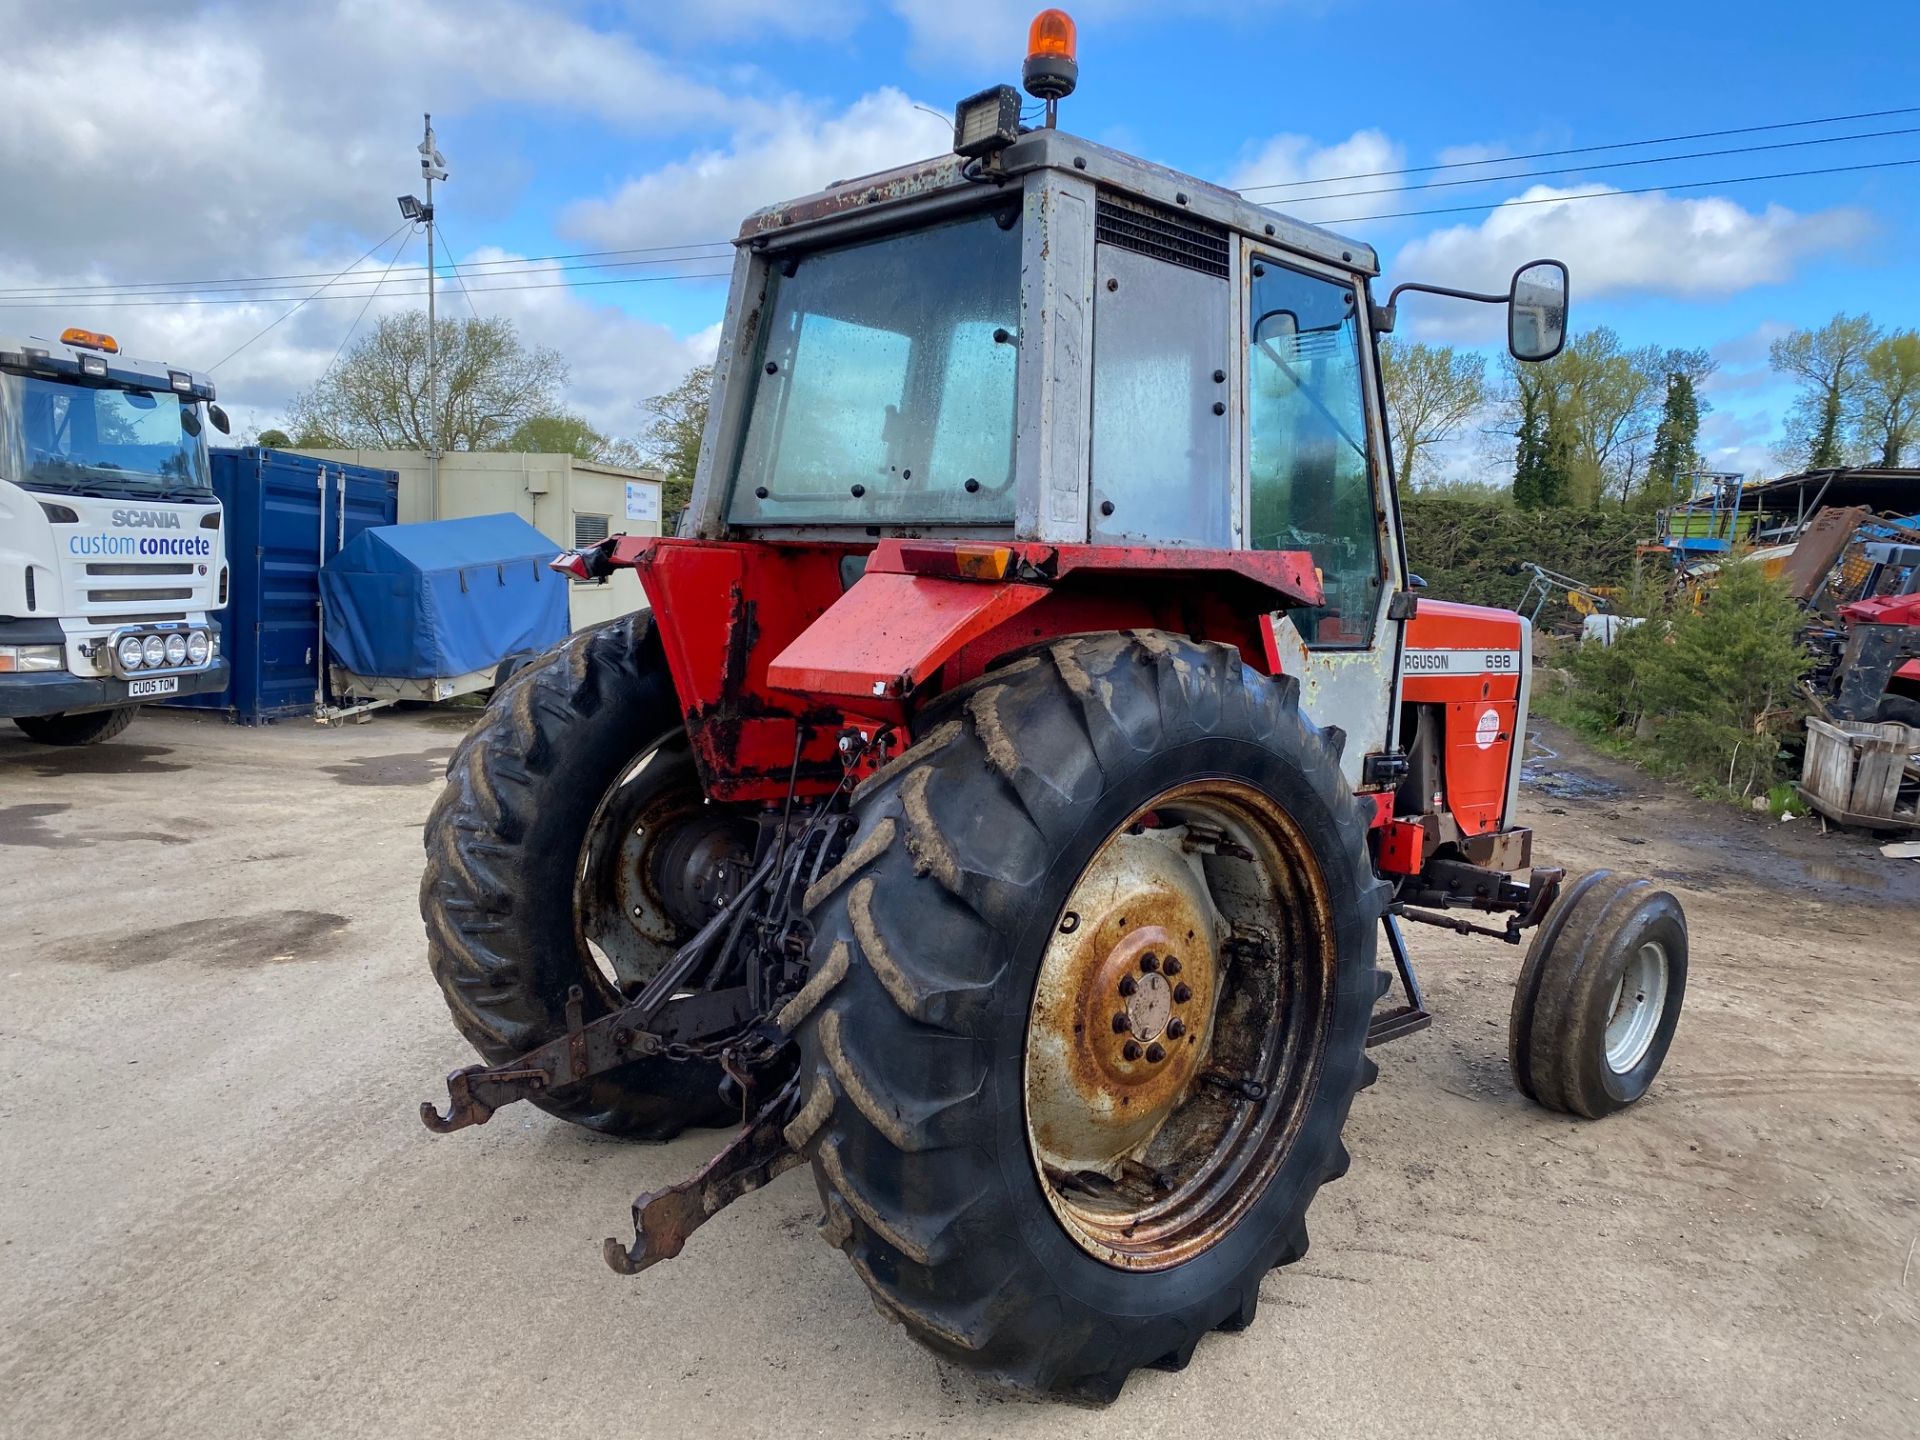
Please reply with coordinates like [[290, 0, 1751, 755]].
[[0, 0, 1913, 476]]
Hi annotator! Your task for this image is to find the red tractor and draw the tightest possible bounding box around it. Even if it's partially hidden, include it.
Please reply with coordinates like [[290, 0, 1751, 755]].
[[419, 13, 1689, 1403]]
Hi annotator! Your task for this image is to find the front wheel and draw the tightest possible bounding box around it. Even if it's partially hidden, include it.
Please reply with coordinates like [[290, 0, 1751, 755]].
[[787, 632, 1388, 1403], [13, 706, 138, 746], [1509, 870, 1688, 1118]]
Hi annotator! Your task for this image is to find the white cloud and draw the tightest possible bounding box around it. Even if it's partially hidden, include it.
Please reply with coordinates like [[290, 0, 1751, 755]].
[[1393, 185, 1872, 305], [1227, 129, 1406, 223], [560, 89, 954, 250], [0, 0, 747, 281]]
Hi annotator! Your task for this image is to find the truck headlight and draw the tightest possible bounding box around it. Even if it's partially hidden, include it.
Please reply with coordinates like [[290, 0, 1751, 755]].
[[164, 633, 189, 666], [0, 644, 64, 674], [141, 635, 166, 668], [118, 634, 147, 671], [187, 631, 210, 665]]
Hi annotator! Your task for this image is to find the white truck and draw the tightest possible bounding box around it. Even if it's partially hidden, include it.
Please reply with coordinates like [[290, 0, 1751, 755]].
[[0, 328, 231, 744]]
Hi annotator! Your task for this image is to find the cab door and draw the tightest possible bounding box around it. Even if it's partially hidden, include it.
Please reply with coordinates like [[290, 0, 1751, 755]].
[[1242, 246, 1405, 788]]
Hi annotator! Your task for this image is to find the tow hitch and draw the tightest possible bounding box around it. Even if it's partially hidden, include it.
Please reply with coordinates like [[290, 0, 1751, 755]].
[[602, 1083, 804, 1274]]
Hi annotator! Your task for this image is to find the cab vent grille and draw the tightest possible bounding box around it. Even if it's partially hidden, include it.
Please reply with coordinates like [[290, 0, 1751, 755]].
[[1096, 192, 1229, 278]]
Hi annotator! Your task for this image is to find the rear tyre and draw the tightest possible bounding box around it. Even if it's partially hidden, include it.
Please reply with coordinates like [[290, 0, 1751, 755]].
[[788, 632, 1388, 1403], [1872, 694, 1920, 729], [420, 614, 736, 1139], [1509, 870, 1688, 1119], [12, 706, 138, 746]]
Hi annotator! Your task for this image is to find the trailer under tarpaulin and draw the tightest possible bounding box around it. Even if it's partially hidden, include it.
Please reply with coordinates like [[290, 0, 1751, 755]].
[[319, 514, 569, 705]]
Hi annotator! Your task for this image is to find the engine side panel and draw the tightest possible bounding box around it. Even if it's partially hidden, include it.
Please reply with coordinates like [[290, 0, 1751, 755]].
[[1401, 599, 1530, 836]]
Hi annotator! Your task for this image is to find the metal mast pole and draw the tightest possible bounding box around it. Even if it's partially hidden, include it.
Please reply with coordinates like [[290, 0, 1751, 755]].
[[423, 113, 439, 515]]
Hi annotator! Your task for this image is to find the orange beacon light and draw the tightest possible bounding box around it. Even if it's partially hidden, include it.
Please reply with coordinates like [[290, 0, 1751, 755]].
[[1023, 9, 1078, 107]]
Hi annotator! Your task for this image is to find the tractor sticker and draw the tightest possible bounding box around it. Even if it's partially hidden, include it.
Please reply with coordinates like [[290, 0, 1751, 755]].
[[1475, 707, 1501, 750], [1403, 649, 1521, 675]]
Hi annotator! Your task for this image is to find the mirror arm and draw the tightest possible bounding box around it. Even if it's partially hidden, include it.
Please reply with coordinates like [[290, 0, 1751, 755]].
[[1383, 279, 1511, 309]]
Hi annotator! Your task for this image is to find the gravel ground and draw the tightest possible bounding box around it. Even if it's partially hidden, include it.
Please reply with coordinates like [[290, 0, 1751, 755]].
[[2, 706, 1916, 1439]]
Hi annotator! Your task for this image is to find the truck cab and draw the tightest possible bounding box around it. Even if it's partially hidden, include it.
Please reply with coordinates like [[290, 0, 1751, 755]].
[[0, 329, 230, 744]]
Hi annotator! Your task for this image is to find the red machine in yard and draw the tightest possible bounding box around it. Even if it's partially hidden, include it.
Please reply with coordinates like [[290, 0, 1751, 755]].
[[418, 13, 1689, 1403]]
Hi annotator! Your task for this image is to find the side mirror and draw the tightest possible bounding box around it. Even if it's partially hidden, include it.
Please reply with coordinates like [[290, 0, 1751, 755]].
[[1508, 259, 1569, 362], [208, 403, 232, 435]]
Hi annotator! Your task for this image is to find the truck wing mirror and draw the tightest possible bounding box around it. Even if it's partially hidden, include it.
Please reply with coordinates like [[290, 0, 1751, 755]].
[[208, 403, 232, 435], [1376, 257, 1570, 363]]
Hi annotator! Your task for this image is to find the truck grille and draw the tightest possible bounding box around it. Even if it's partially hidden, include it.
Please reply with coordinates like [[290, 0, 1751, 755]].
[[1096, 192, 1230, 278], [86, 562, 195, 577], [89, 587, 193, 603]]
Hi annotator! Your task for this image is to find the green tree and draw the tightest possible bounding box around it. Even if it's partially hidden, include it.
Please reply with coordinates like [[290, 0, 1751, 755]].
[[1644, 371, 1701, 505], [500, 412, 643, 465], [1499, 329, 1709, 507], [285, 311, 567, 452], [256, 428, 291, 448], [1770, 313, 1877, 469], [1857, 329, 1920, 468], [639, 363, 712, 514], [1628, 560, 1809, 796], [1379, 339, 1487, 490]]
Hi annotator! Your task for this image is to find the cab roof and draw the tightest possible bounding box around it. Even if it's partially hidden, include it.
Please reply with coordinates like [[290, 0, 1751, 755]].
[[738, 126, 1379, 277], [0, 332, 217, 401]]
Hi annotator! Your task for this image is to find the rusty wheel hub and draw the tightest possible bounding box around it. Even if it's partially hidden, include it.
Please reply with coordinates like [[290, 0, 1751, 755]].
[[1027, 830, 1221, 1175], [1023, 781, 1337, 1270]]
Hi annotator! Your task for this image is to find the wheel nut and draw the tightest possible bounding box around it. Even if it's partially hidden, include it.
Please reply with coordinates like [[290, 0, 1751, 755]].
[[1167, 1019, 1186, 1040], [1112, 1012, 1132, 1034], [1163, 957, 1182, 976], [1145, 1042, 1166, 1063], [1118, 976, 1137, 997], [1173, 982, 1192, 1003], [1140, 953, 1159, 973], [1123, 1040, 1143, 1061]]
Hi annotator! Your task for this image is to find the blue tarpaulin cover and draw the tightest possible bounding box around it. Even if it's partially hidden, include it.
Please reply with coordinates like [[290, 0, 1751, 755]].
[[319, 513, 568, 679]]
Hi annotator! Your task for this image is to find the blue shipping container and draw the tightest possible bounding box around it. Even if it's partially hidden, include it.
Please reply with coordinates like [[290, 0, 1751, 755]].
[[169, 448, 398, 723]]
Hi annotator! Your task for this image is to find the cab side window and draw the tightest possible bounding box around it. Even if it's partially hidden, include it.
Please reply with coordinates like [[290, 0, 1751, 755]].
[[1246, 260, 1382, 646]]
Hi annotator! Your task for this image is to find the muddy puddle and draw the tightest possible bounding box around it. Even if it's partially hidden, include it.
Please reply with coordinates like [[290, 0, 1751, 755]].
[[1520, 732, 1630, 801]]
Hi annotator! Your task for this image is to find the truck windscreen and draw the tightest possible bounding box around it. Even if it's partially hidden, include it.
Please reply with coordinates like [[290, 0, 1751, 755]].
[[728, 207, 1022, 527], [0, 371, 213, 499]]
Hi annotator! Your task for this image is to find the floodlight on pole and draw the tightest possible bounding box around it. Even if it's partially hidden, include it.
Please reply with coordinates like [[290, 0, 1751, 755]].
[[416, 114, 449, 510], [396, 194, 426, 222]]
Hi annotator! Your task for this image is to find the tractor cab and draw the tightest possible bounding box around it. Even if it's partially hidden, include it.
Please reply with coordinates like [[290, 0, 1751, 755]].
[[673, 66, 1565, 789]]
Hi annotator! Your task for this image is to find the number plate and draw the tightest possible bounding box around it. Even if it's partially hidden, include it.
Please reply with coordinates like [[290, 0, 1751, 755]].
[[128, 676, 179, 698]]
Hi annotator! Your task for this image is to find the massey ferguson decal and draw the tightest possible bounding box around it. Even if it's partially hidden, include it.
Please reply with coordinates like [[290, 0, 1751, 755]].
[[1402, 648, 1521, 675]]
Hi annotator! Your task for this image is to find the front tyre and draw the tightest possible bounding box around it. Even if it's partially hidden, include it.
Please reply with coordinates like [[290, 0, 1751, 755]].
[[13, 706, 138, 746], [787, 632, 1389, 1403], [1508, 870, 1688, 1118]]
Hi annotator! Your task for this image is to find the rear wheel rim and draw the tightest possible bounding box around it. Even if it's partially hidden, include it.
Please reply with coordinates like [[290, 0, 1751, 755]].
[[1022, 778, 1337, 1271], [574, 733, 700, 1001], [1604, 939, 1668, 1073]]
